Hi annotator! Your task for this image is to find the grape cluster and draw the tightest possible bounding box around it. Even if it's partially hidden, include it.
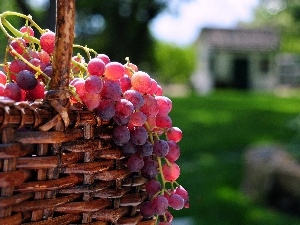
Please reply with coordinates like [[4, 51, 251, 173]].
[[0, 12, 189, 224]]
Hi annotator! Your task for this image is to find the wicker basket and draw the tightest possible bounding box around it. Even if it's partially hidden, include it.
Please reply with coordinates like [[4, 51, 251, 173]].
[[0, 1, 156, 224]]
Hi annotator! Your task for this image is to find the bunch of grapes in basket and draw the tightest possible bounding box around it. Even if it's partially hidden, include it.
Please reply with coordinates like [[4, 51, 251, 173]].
[[0, 12, 189, 224]]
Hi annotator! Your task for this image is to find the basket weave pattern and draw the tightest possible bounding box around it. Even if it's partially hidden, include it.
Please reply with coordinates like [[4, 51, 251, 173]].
[[0, 96, 155, 225]]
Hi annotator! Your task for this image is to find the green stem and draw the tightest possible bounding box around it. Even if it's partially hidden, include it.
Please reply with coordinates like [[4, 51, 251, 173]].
[[9, 46, 50, 84], [1, 17, 40, 44]]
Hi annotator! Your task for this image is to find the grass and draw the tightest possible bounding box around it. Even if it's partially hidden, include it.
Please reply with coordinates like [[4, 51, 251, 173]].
[[168, 90, 300, 225]]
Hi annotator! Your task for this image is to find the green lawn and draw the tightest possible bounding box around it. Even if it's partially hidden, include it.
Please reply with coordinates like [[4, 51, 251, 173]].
[[169, 90, 300, 225]]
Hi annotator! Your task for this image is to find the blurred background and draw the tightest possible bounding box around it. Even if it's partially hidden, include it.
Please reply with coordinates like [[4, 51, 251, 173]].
[[2, 0, 300, 224]]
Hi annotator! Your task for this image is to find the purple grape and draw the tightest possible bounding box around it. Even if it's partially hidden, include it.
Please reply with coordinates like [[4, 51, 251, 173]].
[[168, 194, 184, 210], [140, 201, 155, 218], [112, 125, 130, 146], [16, 70, 37, 90], [94, 99, 115, 120], [141, 157, 158, 179], [127, 153, 144, 172], [151, 195, 169, 215], [123, 89, 144, 110], [100, 79, 122, 101], [121, 140, 137, 155], [138, 141, 153, 157], [145, 179, 161, 196], [153, 140, 169, 158], [130, 126, 148, 145]]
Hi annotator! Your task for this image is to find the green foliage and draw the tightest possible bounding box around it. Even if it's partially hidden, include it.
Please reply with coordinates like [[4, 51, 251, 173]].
[[169, 90, 300, 224], [243, 0, 300, 53], [152, 41, 196, 84]]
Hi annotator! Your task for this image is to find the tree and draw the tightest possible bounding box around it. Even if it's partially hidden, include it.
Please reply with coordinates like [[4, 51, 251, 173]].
[[242, 0, 300, 53]]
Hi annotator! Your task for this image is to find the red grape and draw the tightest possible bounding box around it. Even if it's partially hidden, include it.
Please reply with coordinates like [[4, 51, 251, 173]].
[[165, 140, 180, 162], [19, 26, 34, 43], [96, 53, 110, 64], [40, 31, 55, 54], [168, 193, 184, 210], [153, 140, 169, 158], [162, 162, 180, 182], [175, 185, 189, 208], [103, 62, 125, 81], [26, 81, 45, 100], [9, 38, 26, 56], [166, 127, 182, 143], [4, 82, 22, 101], [85, 75, 103, 94], [87, 58, 105, 76], [131, 71, 152, 94], [0, 71, 7, 85], [140, 201, 155, 218]]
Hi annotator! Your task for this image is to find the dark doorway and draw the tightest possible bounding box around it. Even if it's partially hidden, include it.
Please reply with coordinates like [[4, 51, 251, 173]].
[[233, 58, 249, 89]]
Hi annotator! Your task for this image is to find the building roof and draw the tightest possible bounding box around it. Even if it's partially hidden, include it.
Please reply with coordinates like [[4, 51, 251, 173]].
[[199, 27, 280, 52]]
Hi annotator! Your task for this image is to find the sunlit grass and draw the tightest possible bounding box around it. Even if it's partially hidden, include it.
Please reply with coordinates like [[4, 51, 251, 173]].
[[168, 90, 300, 225]]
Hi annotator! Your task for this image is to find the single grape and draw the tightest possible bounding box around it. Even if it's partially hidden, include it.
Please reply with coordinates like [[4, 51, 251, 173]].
[[151, 195, 169, 215], [0, 71, 7, 85], [85, 75, 103, 94], [0, 84, 5, 96], [127, 153, 144, 172], [145, 179, 161, 196], [156, 84, 163, 96], [96, 53, 110, 64], [4, 82, 22, 101], [153, 140, 169, 158], [166, 127, 182, 143], [148, 78, 158, 95], [168, 194, 184, 210], [165, 140, 180, 162], [137, 141, 153, 157], [119, 74, 132, 92], [175, 186, 189, 208], [162, 162, 180, 182], [140, 94, 159, 117], [129, 111, 147, 127], [100, 79, 122, 101], [121, 140, 137, 155], [140, 201, 155, 218], [19, 26, 34, 43], [40, 31, 55, 54], [26, 81, 45, 100], [72, 78, 86, 98], [27, 58, 47, 74], [9, 59, 27, 81], [103, 62, 125, 81], [94, 99, 116, 121], [43, 66, 53, 78], [38, 50, 51, 64], [156, 115, 172, 129], [130, 126, 148, 145], [124, 62, 138, 77], [115, 99, 134, 118], [16, 70, 37, 90], [113, 114, 130, 126], [123, 89, 144, 110], [81, 92, 101, 110], [112, 125, 130, 146], [71, 55, 85, 74], [131, 71, 152, 94], [87, 57, 105, 76], [141, 157, 158, 179], [9, 38, 26, 56], [156, 96, 172, 117]]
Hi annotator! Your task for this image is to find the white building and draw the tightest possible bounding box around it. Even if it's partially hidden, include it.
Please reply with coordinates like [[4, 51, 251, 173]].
[[192, 27, 280, 94]]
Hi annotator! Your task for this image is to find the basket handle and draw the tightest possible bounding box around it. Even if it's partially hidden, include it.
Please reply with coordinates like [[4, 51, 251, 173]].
[[50, 0, 75, 93]]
